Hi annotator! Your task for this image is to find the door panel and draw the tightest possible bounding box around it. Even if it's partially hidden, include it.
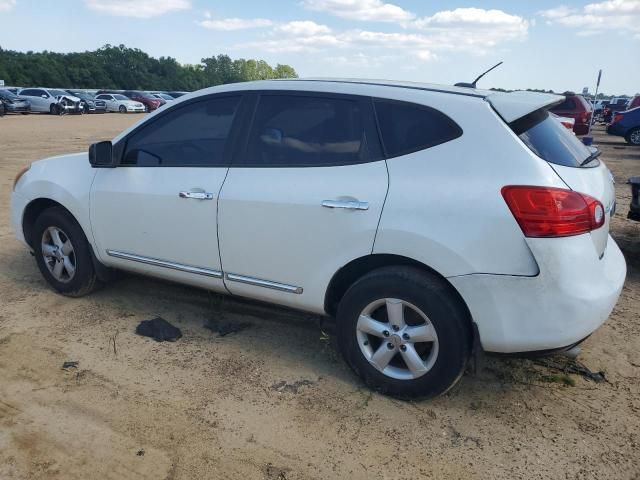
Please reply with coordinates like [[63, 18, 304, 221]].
[[218, 163, 388, 312], [217, 92, 388, 313], [91, 167, 227, 291], [90, 94, 243, 291]]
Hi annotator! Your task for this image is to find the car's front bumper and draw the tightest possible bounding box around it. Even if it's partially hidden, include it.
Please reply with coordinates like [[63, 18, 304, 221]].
[[10, 191, 28, 247], [7, 104, 30, 113], [450, 234, 626, 353]]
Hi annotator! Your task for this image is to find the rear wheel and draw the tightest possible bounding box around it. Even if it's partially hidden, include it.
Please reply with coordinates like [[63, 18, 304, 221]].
[[33, 207, 100, 297], [337, 266, 471, 399], [625, 127, 640, 146]]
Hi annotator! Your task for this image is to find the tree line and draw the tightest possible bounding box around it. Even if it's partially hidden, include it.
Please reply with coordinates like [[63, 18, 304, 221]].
[[0, 44, 298, 91]]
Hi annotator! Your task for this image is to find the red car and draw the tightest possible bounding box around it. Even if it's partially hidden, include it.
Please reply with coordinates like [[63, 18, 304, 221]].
[[549, 92, 593, 136], [123, 90, 165, 112], [628, 95, 640, 110]]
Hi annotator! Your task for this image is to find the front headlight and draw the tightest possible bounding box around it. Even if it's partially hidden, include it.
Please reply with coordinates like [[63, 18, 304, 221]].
[[13, 164, 31, 191]]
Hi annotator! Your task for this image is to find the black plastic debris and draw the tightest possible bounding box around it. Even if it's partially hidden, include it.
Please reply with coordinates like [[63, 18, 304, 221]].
[[135, 317, 182, 342], [204, 317, 251, 337], [62, 361, 79, 370]]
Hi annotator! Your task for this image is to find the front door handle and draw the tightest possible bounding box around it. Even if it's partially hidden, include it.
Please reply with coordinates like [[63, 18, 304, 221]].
[[179, 191, 214, 200], [322, 200, 369, 211]]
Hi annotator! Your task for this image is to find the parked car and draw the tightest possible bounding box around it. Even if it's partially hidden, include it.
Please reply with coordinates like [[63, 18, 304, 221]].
[[150, 92, 175, 102], [0, 89, 31, 114], [607, 107, 640, 145], [67, 90, 107, 114], [122, 90, 164, 112], [166, 91, 189, 98], [592, 99, 609, 122], [17, 88, 83, 114], [0, 101, 4, 116], [10, 79, 625, 398], [628, 95, 640, 111], [95, 93, 145, 113], [603, 97, 630, 123], [549, 92, 593, 135]]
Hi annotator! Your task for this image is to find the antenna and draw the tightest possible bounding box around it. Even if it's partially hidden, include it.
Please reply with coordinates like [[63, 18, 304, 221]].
[[455, 61, 503, 89]]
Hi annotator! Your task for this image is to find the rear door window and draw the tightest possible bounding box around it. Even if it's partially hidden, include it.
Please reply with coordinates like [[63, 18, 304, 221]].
[[243, 94, 370, 167], [374, 99, 462, 158], [511, 109, 594, 168]]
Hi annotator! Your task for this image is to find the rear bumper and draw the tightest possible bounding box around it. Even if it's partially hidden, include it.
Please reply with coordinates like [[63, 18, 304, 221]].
[[573, 123, 589, 136], [450, 234, 626, 353], [607, 123, 626, 136]]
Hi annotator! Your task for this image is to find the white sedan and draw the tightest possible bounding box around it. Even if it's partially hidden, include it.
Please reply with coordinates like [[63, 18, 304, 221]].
[[10, 79, 626, 398], [95, 93, 145, 113]]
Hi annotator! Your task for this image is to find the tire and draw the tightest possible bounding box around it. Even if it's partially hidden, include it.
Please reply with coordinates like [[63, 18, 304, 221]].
[[0, 104, 5, 117], [337, 266, 471, 399], [119, 105, 126, 113], [49, 104, 58, 115], [625, 127, 640, 146], [32, 207, 100, 297]]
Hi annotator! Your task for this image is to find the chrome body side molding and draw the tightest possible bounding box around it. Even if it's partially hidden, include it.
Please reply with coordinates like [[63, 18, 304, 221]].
[[106, 250, 223, 278]]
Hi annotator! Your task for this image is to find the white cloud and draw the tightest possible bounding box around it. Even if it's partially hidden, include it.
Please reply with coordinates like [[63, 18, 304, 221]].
[[540, 0, 640, 36], [0, 0, 16, 12], [85, 0, 190, 18], [301, 0, 414, 22], [198, 15, 273, 31], [276, 20, 332, 36]]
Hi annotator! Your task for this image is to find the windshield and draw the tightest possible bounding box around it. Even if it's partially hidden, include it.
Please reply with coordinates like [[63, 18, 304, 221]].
[[158, 93, 173, 100], [0, 90, 19, 100], [510, 109, 595, 168], [113, 94, 129, 100], [49, 89, 70, 97], [69, 91, 90, 100]]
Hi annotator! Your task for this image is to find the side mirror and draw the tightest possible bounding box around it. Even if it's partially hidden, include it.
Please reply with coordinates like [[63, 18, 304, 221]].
[[89, 141, 116, 168], [41, 94, 48, 99]]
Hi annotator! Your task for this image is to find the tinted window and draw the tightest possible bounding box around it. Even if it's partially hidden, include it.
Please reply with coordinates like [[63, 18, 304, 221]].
[[245, 95, 367, 167], [551, 97, 576, 111], [374, 100, 462, 158], [20, 89, 37, 96], [123, 96, 240, 167], [512, 109, 593, 168]]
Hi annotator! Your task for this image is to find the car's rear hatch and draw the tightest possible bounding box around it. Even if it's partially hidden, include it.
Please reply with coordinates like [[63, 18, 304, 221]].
[[488, 91, 616, 258]]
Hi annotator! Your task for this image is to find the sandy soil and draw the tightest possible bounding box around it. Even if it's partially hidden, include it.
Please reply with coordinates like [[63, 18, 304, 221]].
[[1, 113, 639, 480]]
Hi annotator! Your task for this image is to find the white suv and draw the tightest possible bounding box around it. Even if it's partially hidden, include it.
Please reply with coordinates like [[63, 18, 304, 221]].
[[10, 79, 626, 398]]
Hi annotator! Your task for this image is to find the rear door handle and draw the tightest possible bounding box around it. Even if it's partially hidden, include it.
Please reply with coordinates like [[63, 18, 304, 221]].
[[322, 200, 369, 211], [179, 191, 214, 200]]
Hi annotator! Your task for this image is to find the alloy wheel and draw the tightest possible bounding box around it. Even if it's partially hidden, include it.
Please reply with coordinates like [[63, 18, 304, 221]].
[[356, 298, 439, 380], [41, 226, 76, 283]]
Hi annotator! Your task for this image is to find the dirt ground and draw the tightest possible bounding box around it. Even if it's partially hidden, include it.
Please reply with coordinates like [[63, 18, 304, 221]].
[[0, 113, 639, 480]]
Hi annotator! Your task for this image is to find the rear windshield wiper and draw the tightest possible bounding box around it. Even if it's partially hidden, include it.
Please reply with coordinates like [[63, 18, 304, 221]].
[[580, 149, 601, 167]]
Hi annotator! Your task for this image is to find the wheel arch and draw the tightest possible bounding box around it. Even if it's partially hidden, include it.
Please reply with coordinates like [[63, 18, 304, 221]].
[[324, 253, 473, 323], [22, 198, 71, 248]]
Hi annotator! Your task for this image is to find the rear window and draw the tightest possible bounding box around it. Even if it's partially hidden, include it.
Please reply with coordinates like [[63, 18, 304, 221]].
[[374, 100, 462, 158], [511, 109, 594, 168], [551, 97, 576, 111]]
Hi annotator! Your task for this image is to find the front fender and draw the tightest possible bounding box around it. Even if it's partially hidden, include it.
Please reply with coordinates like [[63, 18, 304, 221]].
[[14, 153, 97, 249]]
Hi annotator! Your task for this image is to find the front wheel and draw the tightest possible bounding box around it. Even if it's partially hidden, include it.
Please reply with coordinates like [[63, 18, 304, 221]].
[[33, 207, 100, 297], [119, 105, 127, 113], [337, 266, 471, 399], [625, 127, 640, 146]]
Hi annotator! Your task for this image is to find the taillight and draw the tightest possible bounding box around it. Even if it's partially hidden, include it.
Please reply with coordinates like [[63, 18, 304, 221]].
[[612, 113, 623, 124], [579, 111, 590, 123], [501, 186, 605, 238]]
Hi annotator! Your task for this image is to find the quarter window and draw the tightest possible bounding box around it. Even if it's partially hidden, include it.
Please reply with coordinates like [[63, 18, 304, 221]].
[[374, 100, 462, 158], [122, 96, 241, 167], [244, 95, 368, 167]]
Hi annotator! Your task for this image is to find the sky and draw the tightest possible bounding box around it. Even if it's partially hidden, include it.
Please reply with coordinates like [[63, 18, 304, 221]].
[[0, 0, 638, 95]]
